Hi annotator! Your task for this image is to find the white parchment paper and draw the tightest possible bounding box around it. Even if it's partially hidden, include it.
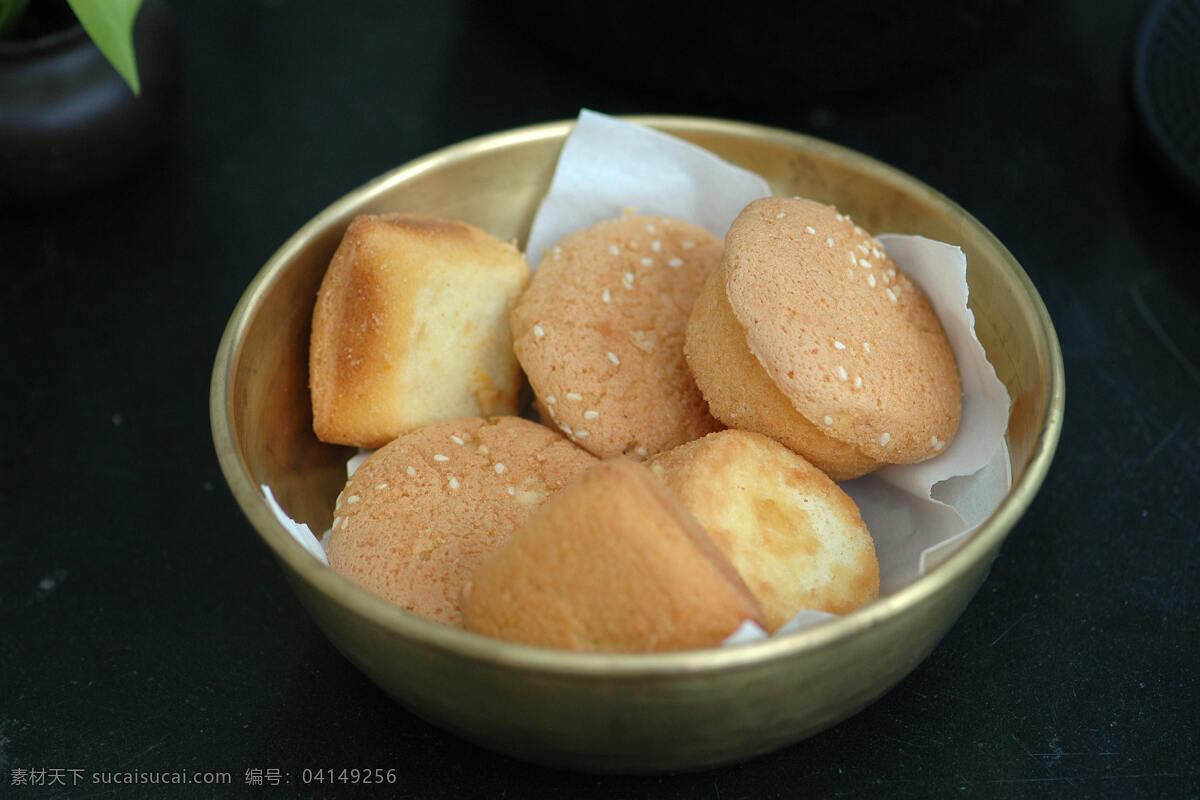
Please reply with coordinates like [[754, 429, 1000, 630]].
[[267, 110, 1013, 641]]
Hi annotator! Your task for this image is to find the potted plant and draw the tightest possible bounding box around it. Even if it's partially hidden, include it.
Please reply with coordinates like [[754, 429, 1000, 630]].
[[0, 0, 180, 208]]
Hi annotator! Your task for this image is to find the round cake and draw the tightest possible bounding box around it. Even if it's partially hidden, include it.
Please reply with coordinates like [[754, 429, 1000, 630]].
[[686, 196, 962, 479], [511, 214, 723, 459], [325, 416, 596, 626]]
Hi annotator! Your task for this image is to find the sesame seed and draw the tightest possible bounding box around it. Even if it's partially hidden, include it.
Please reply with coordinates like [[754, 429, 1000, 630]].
[[859, 258, 872, 269], [854, 375, 863, 389], [477, 445, 489, 455], [646, 223, 657, 233], [494, 462, 506, 474], [651, 240, 662, 252], [886, 288, 898, 303], [805, 225, 816, 234], [602, 288, 612, 303], [506, 486, 516, 495], [826, 237, 834, 247], [881, 272, 891, 285], [545, 395, 557, 405], [347, 495, 360, 504], [433, 454, 448, 462], [846, 267, 856, 279], [777, 212, 787, 219], [375, 483, 388, 490], [639, 257, 653, 267], [681, 240, 695, 249], [887, 268, 896, 279], [339, 517, 349, 530], [584, 409, 599, 420], [624, 272, 636, 288], [667, 257, 683, 268], [608, 244, 620, 255], [552, 246, 562, 260], [450, 435, 465, 445], [848, 252, 858, 266], [533, 324, 545, 338], [834, 340, 846, 350], [566, 392, 583, 402], [880, 432, 891, 446], [607, 351, 621, 365], [872, 247, 883, 259], [857, 243, 870, 254], [635, 446, 648, 457], [863, 342, 872, 353], [448, 476, 460, 490], [559, 422, 573, 435], [334, 496, 342, 510], [868, 274, 877, 288], [836, 366, 849, 381], [574, 430, 589, 438], [824, 415, 834, 426], [406, 466, 416, 476], [835, 213, 844, 221]]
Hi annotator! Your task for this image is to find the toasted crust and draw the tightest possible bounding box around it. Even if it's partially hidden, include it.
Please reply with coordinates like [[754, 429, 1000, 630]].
[[722, 197, 961, 465], [325, 416, 596, 627], [685, 268, 881, 481], [649, 430, 879, 631], [310, 214, 530, 448], [510, 215, 723, 460], [460, 459, 764, 652]]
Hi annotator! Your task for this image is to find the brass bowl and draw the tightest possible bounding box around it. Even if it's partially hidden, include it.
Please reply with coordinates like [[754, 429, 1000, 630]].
[[211, 116, 1064, 773]]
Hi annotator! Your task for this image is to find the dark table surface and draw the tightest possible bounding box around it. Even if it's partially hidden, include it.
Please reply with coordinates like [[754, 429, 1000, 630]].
[[4, 1, 1199, 797]]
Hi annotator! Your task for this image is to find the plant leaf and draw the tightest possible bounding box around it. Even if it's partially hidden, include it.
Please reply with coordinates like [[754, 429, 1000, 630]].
[[67, 0, 143, 96]]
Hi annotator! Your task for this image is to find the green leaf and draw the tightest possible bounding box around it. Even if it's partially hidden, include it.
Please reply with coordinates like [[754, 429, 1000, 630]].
[[67, 0, 144, 96]]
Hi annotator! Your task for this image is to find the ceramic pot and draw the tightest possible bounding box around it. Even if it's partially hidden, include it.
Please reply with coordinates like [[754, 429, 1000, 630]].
[[0, 0, 181, 208]]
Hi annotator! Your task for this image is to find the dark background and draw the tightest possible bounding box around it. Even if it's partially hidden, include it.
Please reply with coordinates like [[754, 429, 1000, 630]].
[[3, 0, 1198, 797]]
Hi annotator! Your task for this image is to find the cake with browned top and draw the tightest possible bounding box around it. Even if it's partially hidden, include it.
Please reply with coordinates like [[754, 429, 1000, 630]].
[[310, 214, 530, 449], [649, 430, 878, 631]]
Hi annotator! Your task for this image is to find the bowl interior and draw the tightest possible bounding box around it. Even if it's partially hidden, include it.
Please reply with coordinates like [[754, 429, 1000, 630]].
[[211, 116, 1064, 764]]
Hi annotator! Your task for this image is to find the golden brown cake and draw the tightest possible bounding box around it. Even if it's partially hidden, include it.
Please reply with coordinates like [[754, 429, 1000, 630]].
[[325, 416, 596, 626], [649, 430, 879, 631], [686, 196, 961, 479], [310, 214, 530, 449], [510, 214, 723, 460], [460, 458, 764, 652]]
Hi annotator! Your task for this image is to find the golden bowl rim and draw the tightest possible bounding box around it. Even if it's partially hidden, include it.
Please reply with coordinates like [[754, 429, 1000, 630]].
[[211, 114, 1066, 676]]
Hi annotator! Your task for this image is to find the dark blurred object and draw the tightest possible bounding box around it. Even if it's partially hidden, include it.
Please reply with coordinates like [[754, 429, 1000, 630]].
[[501, 0, 1035, 104], [1132, 0, 1200, 205], [0, 0, 181, 209]]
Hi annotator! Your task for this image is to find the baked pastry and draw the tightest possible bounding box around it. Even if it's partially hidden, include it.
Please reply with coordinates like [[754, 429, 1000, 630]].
[[648, 430, 878, 631], [325, 416, 596, 626], [510, 214, 723, 459], [460, 458, 765, 652], [685, 196, 961, 480], [310, 214, 530, 449]]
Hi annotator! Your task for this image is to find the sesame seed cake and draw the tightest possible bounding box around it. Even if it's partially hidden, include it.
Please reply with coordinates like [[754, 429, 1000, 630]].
[[510, 214, 723, 460], [326, 416, 596, 627], [686, 196, 961, 478]]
